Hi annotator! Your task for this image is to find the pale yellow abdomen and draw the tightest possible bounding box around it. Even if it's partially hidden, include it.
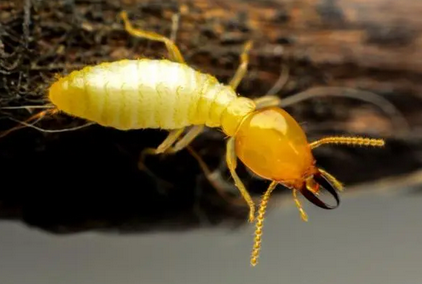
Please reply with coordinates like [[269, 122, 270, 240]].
[[48, 59, 249, 131]]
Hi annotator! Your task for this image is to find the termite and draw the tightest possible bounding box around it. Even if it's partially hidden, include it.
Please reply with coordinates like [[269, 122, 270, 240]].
[[0, 11, 385, 266]]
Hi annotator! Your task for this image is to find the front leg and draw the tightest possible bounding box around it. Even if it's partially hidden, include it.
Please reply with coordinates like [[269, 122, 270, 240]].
[[226, 137, 256, 222]]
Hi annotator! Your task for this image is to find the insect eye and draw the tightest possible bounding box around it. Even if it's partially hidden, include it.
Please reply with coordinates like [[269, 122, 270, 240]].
[[300, 174, 340, 209]]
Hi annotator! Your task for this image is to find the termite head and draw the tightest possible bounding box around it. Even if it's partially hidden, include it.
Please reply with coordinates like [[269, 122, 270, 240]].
[[234, 106, 341, 208], [234, 106, 385, 267]]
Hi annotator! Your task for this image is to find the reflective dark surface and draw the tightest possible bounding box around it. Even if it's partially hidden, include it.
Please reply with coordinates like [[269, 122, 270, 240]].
[[1, 190, 421, 284]]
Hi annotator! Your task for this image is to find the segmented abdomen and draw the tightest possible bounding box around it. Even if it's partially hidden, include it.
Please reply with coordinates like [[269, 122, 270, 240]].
[[48, 59, 238, 130]]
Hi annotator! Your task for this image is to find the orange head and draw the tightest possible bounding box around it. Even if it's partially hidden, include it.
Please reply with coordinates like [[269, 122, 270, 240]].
[[234, 106, 340, 208], [234, 106, 385, 267]]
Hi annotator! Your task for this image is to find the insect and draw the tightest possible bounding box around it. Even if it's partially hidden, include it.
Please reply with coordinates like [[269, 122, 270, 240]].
[[1, 11, 385, 266]]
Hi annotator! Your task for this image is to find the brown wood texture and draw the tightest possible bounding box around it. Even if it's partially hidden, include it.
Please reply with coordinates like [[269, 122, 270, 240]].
[[173, 0, 422, 96], [0, 0, 421, 233]]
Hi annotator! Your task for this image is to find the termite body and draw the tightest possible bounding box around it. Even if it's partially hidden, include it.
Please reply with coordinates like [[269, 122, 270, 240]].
[[2, 11, 386, 267], [49, 58, 253, 135]]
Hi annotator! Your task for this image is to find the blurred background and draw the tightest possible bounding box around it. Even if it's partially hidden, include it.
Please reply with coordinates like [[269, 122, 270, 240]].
[[0, 0, 421, 283]]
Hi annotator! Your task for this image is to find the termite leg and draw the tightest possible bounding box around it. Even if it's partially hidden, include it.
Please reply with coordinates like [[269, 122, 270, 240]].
[[253, 95, 283, 109], [229, 40, 253, 90], [226, 137, 256, 222], [164, 125, 204, 154], [119, 11, 185, 64], [169, 127, 250, 208], [252, 63, 289, 109], [186, 146, 248, 206], [138, 128, 185, 171], [138, 126, 204, 181]]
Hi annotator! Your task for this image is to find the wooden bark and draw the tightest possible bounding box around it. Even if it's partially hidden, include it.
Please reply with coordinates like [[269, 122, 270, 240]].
[[0, 0, 421, 233], [176, 0, 422, 96]]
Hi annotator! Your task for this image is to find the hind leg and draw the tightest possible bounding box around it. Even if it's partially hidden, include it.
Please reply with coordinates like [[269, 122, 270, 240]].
[[253, 95, 282, 109], [139, 128, 185, 166], [164, 125, 204, 154], [138, 126, 204, 177], [253, 63, 290, 109], [229, 40, 253, 90], [120, 11, 185, 63], [138, 129, 185, 189]]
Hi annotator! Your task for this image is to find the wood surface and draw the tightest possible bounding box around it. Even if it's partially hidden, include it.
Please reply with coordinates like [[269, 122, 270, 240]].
[[0, 0, 420, 233]]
